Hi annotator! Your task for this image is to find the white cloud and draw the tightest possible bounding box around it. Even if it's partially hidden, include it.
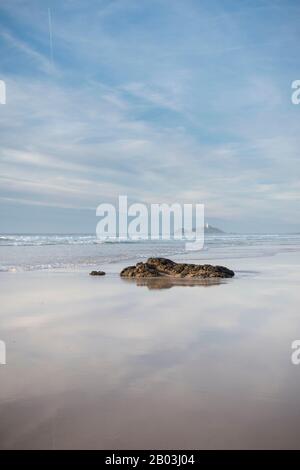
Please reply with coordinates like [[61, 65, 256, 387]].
[[1, 0, 300, 231]]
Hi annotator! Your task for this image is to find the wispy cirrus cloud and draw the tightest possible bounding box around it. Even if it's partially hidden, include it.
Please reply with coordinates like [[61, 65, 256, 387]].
[[0, 0, 300, 232], [0, 29, 56, 75]]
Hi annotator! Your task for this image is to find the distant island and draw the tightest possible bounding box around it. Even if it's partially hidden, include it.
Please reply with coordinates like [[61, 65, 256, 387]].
[[176, 223, 225, 237], [204, 223, 224, 234]]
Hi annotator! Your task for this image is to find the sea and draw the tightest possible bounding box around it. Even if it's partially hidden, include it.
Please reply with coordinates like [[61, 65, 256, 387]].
[[1, 233, 300, 272]]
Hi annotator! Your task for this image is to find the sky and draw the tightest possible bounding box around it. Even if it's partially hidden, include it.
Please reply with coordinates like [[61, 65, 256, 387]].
[[0, 0, 300, 233]]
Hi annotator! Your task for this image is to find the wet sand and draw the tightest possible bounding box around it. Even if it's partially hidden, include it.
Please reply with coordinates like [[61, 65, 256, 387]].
[[1, 252, 300, 449]]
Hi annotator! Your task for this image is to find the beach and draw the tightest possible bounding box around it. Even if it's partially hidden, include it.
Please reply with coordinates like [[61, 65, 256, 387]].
[[1, 242, 300, 449], [1, 0, 300, 457]]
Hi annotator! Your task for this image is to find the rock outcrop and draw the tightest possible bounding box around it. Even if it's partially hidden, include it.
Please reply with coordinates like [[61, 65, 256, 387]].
[[120, 258, 234, 279], [89, 270, 106, 276]]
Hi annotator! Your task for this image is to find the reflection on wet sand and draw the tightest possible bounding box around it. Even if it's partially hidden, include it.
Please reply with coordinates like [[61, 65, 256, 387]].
[[123, 277, 226, 289], [1, 252, 300, 449]]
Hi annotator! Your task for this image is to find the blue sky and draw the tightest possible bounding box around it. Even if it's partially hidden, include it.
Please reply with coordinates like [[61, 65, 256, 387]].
[[0, 0, 300, 233]]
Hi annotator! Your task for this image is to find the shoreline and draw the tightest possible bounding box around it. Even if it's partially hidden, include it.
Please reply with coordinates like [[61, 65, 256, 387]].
[[2, 233, 300, 274]]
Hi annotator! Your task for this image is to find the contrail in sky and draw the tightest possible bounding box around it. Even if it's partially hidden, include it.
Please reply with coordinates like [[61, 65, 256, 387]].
[[48, 7, 53, 64]]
